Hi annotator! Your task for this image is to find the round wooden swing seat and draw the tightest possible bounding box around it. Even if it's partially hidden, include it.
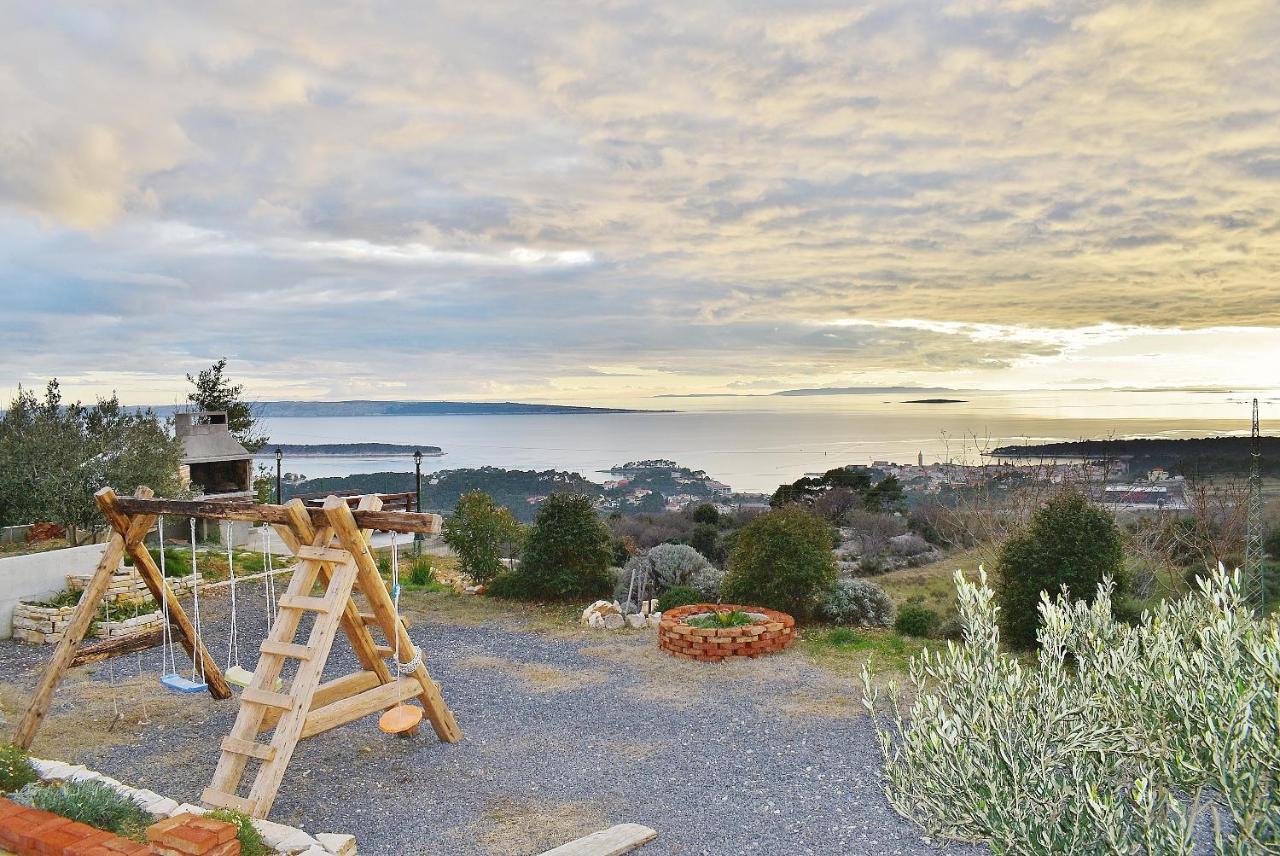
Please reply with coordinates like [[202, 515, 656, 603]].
[[379, 703, 424, 736]]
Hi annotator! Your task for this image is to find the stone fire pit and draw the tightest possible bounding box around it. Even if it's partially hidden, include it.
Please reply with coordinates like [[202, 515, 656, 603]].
[[658, 603, 795, 662]]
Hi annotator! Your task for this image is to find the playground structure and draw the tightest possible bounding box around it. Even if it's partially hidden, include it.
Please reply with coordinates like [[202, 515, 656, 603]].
[[13, 486, 461, 819]]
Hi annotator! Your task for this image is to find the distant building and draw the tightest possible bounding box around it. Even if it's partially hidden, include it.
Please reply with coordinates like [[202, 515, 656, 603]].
[[176, 411, 252, 498], [704, 480, 732, 496]]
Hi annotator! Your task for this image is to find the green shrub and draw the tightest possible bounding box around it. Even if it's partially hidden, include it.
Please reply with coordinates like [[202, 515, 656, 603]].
[[687, 609, 753, 629], [821, 579, 896, 627], [207, 808, 269, 856], [615, 543, 712, 607], [485, 571, 540, 600], [443, 490, 523, 584], [407, 555, 434, 588], [0, 744, 38, 794], [657, 586, 703, 612], [692, 503, 720, 525], [517, 494, 614, 599], [863, 568, 1280, 854], [893, 604, 939, 637], [14, 780, 152, 840], [722, 506, 837, 620], [995, 490, 1127, 649]]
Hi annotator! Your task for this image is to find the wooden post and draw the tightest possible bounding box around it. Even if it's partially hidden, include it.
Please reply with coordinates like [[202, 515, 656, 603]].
[[12, 487, 155, 749], [323, 496, 461, 742], [96, 489, 231, 700]]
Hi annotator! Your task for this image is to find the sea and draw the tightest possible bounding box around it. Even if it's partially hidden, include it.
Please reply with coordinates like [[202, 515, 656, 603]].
[[258, 389, 1276, 495]]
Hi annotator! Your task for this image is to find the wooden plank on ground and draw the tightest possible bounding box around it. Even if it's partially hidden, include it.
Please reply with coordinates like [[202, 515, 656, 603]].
[[536, 824, 657, 856]]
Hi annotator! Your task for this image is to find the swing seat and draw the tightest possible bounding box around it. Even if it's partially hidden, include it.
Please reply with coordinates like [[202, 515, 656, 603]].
[[225, 665, 283, 692], [160, 673, 208, 694], [378, 703, 423, 736]]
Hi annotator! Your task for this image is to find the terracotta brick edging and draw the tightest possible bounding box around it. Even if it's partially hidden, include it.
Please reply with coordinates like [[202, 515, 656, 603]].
[[657, 603, 795, 662]]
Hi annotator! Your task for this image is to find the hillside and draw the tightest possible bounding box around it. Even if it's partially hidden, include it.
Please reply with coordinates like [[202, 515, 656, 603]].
[[989, 436, 1280, 477]]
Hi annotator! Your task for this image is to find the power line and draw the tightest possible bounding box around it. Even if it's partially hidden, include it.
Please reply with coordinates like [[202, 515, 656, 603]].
[[1243, 398, 1266, 612]]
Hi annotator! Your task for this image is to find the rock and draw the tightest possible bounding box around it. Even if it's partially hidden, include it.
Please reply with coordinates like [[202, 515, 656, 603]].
[[315, 832, 357, 855], [580, 599, 621, 625], [646, 612, 662, 628], [588, 613, 605, 629], [603, 613, 625, 630], [625, 613, 646, 629], [168, 804, 208, 817]]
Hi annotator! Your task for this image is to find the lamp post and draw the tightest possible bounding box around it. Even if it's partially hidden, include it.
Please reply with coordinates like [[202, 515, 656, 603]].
[[275, 447, 283, 505], [414, 449, 423, 554]]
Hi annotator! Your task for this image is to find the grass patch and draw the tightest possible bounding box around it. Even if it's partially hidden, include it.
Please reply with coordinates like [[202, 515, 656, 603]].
[[875, 547, 986, 620], [801, 626, 933, 675]]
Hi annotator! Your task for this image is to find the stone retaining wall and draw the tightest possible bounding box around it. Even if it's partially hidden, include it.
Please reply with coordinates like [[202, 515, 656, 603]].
[[10, 601, 168, 645], [658, 603, 795, 662], [67, 568, 201, 605]]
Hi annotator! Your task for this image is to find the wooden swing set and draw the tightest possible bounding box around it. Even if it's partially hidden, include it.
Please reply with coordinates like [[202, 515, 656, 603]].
[[12, 485, 461, 819]]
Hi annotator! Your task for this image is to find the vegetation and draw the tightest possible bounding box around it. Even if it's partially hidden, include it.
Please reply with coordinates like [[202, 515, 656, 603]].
[[686, 609, 755, 629], [819, 579, 896, 627], [803, 628, 925, 674], [615, 543, 713, 607], [13, 780, 152, 840], [513, 494, 613, 599], [995, 490, 1126, 649], [207, 808, 269, 856], [771, 467, 905, 516], [723, 506, 837, 620], [893, 604, 939, 638], [990, 436, 1280, 478], [0, 380, 183, 544], [443, 490, 524, 584], [186, 358, 267, 452], [0, 744, 37, 794], [657, 586, 703, 612], [864, 568, 1280, 854]]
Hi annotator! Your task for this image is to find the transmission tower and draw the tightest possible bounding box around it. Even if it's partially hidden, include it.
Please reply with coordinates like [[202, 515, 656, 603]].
[[1243, 398, 1266, 611]]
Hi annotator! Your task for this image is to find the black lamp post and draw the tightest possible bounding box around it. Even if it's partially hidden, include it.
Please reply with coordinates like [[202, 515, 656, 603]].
[[414, 449, 423, 554], [275, 447, 283, 504]]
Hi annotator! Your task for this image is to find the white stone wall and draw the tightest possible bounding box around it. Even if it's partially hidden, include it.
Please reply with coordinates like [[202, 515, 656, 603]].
[[0, 542, 110, 639]]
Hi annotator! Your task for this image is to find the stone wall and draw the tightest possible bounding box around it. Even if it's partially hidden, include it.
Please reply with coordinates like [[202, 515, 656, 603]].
[[0, 542, 110, 639], [66, 567, 201, 605]]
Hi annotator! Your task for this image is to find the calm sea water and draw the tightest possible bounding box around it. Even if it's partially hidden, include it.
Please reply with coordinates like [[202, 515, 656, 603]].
[[259, 390, 1275, 494]]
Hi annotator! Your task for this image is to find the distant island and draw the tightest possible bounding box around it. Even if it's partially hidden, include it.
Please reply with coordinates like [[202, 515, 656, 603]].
[[257, 443, 443, 457], [989, 437, 1280, 477], [903, 398, 968, 404], [152, 400, 663, 417]]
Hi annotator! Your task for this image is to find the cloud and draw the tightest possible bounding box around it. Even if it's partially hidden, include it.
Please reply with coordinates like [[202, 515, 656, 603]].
[[0, 0, 1278, 401]]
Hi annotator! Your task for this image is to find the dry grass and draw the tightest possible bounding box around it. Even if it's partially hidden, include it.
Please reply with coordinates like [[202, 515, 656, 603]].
[[875, 547, 987, 617], [454, 654, 609, 693]]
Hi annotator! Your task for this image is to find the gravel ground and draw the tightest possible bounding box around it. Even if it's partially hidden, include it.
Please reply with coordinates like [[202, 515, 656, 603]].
[[0, 587, 986, 856]]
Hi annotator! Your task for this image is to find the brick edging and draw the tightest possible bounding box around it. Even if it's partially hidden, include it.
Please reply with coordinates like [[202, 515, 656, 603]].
[[657, 603, 795, 662], [0, 794, 156, 855]]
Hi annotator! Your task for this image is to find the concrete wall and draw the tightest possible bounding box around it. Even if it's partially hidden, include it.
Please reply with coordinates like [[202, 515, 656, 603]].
[[0, 543, 111, 639]]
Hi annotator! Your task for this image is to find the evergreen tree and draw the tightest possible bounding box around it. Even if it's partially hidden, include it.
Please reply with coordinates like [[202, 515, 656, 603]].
[[186, 358, 267, 451], [443, 490, 524, 584], [518, 493, 613, 599], [723, 506, 837, 620]]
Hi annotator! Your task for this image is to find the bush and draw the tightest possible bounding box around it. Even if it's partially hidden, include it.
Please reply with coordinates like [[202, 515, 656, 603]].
[[207, 808, 269, 856], [995, 490, 1126, 649], [443, 490, 523, 584], [692, 503, 720, 525], [14, 780, 152, 840], [863, 568, 1280, 854], [485, 571, 540, 600], [893, 604, 939, 637], [688, 562, 726, 601], [820, 579, 895, 627], [615, 543, 713, 606], [517, 494, 614, 599], [0, 744, 37, 794], [689, 522, 718, 559], [723, 506, 837, 620], [657, 586, 703, 612]]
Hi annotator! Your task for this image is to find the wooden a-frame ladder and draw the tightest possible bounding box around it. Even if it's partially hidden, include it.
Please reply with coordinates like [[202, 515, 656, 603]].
[[202, 494, 461, 819]]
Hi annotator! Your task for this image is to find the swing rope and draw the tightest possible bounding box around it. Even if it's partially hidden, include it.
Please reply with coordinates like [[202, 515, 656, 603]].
[[389, 533, 422, 675], [225, 523, 239, 671], [189, 519, 205, 684], [158, 518, 179, 678], [261, 525, 277, 619]]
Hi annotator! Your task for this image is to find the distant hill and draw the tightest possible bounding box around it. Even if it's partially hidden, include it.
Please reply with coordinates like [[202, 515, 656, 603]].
[[257, 443, 442, 456], [151, 400, 662, 417], [773, 386, 957, 396], [990, 437, 1280, 477]]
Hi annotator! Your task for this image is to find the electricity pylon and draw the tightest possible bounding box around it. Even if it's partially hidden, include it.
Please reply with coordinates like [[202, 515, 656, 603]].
[[1243, 398, 1266, 612]]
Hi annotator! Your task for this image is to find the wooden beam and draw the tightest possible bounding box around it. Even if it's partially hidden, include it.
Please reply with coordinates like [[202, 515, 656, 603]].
[[97, 489, 230, 700], [70, 625, 170, 667], [299, 677, 421, 739], [112, 496, 442, 534], [12, 487, 155, 749], [536, 825, 658, 856], [257, 670, 383, 732]]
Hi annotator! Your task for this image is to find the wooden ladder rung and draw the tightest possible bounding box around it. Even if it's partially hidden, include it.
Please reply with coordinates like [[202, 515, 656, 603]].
[[221, 736, 277, 761], [295, 545, 351, 564], [360, 611, 410, 628], [259, 640, 312, 660], [278, 595, 334, 613], [201, 788, 257, 814], [240, 687, 295, 710], [373, 645, 393, 657]]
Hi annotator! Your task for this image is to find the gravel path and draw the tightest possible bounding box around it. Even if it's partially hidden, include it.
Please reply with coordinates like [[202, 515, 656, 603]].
[[1, 587, 986, 856]]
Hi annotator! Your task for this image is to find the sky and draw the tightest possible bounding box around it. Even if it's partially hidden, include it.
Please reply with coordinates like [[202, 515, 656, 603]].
[[1, 0, 1279, 407]]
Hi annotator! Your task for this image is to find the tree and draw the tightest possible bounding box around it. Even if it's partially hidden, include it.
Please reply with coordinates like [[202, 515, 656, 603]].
[[995, 490, 1126, 649], [443, 490, 523, 584], [723, 506, 837, 620], [186, 358, 267, 452], [518, 494, 613, 599], [0, 380, 183, 544], [692, 503, 720, 525], [690, 522, 718, 559]]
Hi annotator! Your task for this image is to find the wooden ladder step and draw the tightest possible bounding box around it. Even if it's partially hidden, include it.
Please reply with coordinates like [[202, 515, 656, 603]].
[[360, 611, 410, 628], [259, 640, 312, 660], [296, 545, 351, 564], [240, 687, 295, 710], [278, 595, 334, 613], [221, 736, 277, 761], [201, 788, 257, 815]]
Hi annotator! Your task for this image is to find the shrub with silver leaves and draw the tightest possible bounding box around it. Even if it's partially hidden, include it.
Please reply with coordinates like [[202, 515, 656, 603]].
[[821, 579, 895, 627], [615, 543, 713, 610], [862, 566, 1279, 854]]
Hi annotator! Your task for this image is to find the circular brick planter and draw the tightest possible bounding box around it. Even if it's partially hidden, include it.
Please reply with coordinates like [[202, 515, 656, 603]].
[[658, 603, 795, 662]]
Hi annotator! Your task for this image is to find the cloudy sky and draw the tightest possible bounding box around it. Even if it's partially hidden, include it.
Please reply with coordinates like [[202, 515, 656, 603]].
[[2, 0, 1278, 406]]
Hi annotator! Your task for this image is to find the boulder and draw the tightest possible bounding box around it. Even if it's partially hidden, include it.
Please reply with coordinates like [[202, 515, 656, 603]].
[[603, 613, 625, 630], [588, 613, 605, 629], [624, 613, 646, 629], [580, 599, 621, 625]]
